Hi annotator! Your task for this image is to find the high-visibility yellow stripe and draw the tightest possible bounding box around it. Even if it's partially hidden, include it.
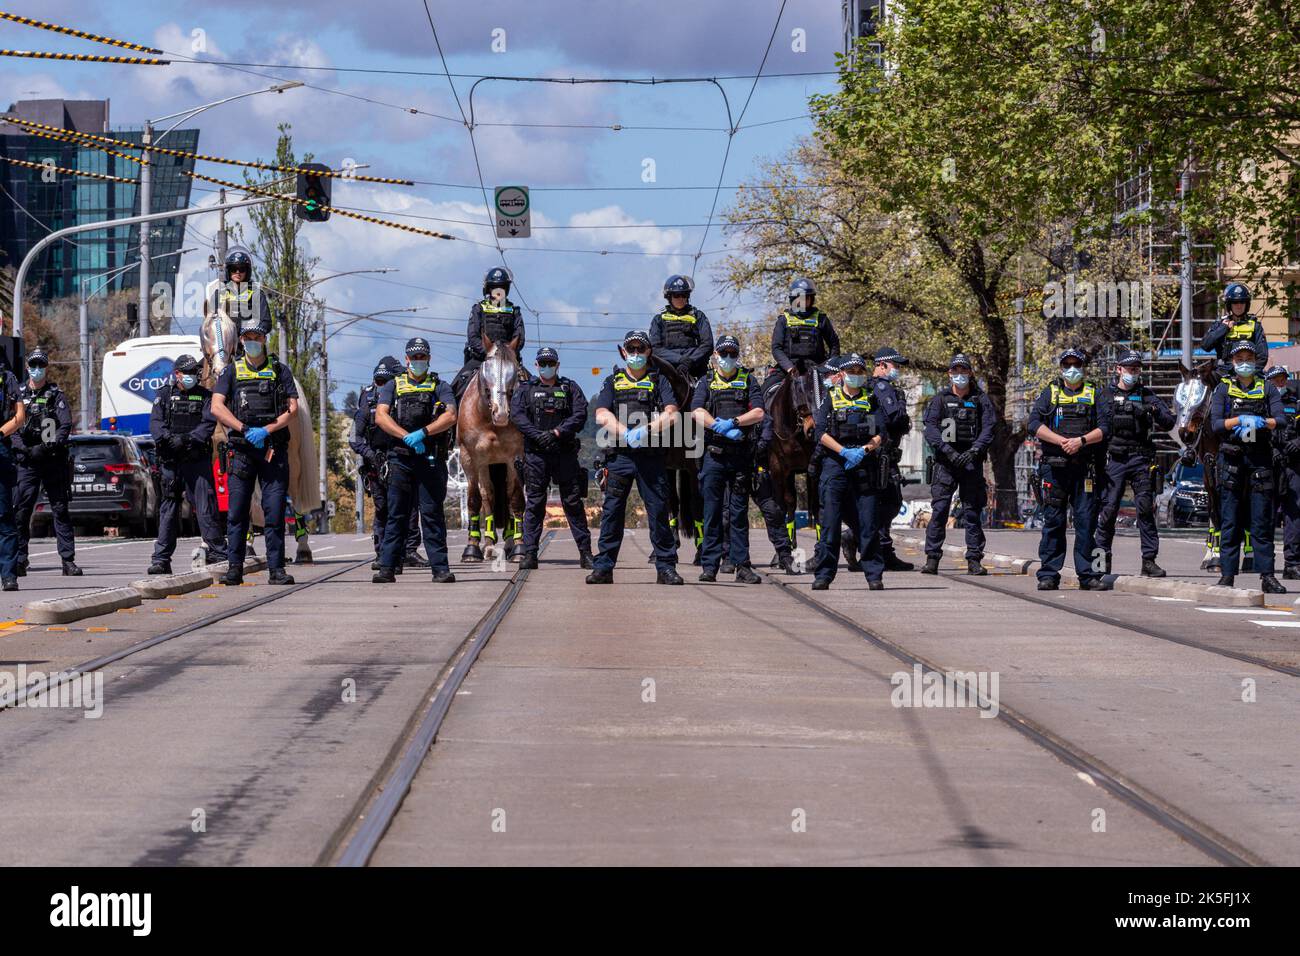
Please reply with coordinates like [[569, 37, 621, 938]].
[[0, 120, 153, 167], [0, 11, 164, 53], [0, 49, 168, 64]]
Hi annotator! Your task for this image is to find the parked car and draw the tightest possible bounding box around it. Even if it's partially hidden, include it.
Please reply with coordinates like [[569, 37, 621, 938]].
[[1156, 460, 1209, 527], [32, 433, 158, 537]]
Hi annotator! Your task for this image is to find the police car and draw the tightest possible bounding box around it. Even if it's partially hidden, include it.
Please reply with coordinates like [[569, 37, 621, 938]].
[[33, 433, 158, 537]]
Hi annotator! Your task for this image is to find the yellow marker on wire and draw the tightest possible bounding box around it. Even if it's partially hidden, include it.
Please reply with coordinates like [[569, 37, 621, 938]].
[[0, 10, 164, 53], [0, 49, 169, 65], [0, 154, 136, 184]]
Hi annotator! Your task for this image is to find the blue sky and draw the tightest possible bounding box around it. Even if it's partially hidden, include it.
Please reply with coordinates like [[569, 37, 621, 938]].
[[3, 0, 842, 399]]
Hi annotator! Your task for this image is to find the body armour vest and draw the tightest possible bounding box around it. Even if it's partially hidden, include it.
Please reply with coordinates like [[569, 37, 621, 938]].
[[828, 385, 877, 445], [1049, 383, 1097, 438], [782, 310, 822, 361], [232, 357, 284, 427], [657, 309, 700, 351], [705, 368, 754, 446], [938, 391, 981, 446]]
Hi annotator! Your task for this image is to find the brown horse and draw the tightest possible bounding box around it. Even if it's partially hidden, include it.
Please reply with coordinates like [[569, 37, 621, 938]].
[[649, 354, 704, 562], [458, 334, 525, 562], [1173, 359, 1225, 570], [763, 366, 820, 566]]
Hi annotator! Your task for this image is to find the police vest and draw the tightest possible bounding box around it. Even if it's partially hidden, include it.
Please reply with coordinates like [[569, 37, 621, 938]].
[[827, 385, 877, 445], [937, 390, 981, 446], [215, 284, 267, 327], [525, 379, 574, 433], [232, 357, 285, 427], [392, 372, 444, 434], [1049, 382, 1097, 438], [610, 369, 657, 420], [705, 368, 755, 446], [1109, 388, 1153, 450], [782, 310, 823, 361], [21, 386, 61, 444], [657, 308, 700, 352], [1277, 386, 1299, 444], [1223, 379, 1268, 451], [1223, 315, 1259, 343], [479, 299, 518, 344], [166, 387, 207, 435]]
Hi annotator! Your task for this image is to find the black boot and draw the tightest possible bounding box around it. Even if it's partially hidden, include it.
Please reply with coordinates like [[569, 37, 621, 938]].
[[867, 579, 884, 591], [371, 560, 381, 571], [779, 553, 797, 575], [720, 559, 735, 575], [519, 553, 538, 570], [921, 555, 940, 575], [404, 552, 429, 568], [62, 560, 83, 577], [966, 558, 987, 576], [147, 561, 172, 575], [586, 568, 613, 585], [1, 577, 16, 592], [372, 567, 396, 583], [1284, 566, 1300, 580], [1260, 574, 1287, 594], [15, 558, 28, 577], [1037, 578, 1059, 591], [579, 549, 594, 570], [811, 577, 831, 591], [221, 568, 244, 586], [735, 566, 761, 584], [1215, 574, 1235, 587], [1078, 577, 1112, 591], [1141, 558, 1166, 577], [698, 568, 717, 583], [657, 568, 684, 586], [268, 569, 295, 585], [882, 552, 914, 572], [432, 570, 457, 583]]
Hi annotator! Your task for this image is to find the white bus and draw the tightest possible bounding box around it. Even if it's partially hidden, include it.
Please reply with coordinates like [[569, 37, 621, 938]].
[[99, 335, 203, 436]]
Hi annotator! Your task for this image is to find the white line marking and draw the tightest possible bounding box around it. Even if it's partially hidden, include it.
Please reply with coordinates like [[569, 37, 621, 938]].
[[1249, 620, 1300, 628], [1150, 596, 1192, 602], [1196, 607, 1290, 615]]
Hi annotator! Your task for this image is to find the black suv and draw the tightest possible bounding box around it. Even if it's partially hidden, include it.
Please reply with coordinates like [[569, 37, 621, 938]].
[[33, 434, 158, 537]]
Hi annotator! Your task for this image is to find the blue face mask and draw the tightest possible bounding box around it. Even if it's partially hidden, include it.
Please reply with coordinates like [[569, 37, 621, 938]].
[[243, 339, 265, 359], [1061, 366, 1084, 385], [1120, 372, 1139, 388], [843, 373, 866, 389], [409, 360, 429, 377], [1234, 361, 1255, 378], [717, 356, 739, 374], [883, 366, 900, 382], [950, 373, 970, 389], [625, 353, 647, 371], [28, 367, 46, 386], [537, 364, 557, 380], [179, 374, 198, 390]]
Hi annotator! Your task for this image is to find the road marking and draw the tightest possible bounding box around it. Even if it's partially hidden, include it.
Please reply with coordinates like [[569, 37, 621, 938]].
[[30, 539, 141, 558], [311, 546, 336, 554], [1249, 620, 1300, 628], [1196, 607, 1290, 615], [1150, 596, 1192, 602]]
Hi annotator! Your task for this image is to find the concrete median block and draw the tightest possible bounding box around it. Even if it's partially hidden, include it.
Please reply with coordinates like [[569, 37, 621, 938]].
[[24, 587, 143, 625], [205, 557, 268, 583], [130, 569, 218, 600]]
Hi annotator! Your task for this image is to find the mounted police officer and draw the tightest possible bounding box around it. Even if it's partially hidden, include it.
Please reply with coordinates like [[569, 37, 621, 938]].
[[1094, 350, 1176, 577], [13, 348, 80, 576], [351, 355, 422, 571], [1266, 364, 1300, 579], [764, 277, 840, 411], [811, 353, 885, 590], [650, 275, 714, 382], [509, 346, 593, 570], [587, 330, 682, 585], [922, 353, 996, 575], [871, 345, 914, 571], [146, 354, 226, 574], [1210, 341, 1286, 592], [689, 334, 764, 584], [207, 246, 274, 333], [1202, 282, 1268, 378], [452, 267, 525, 402], [209, 316, 299, 586], [0, 359, 26, 591], [1029, 348, 1112, 591], [372, 337, 458, 584]]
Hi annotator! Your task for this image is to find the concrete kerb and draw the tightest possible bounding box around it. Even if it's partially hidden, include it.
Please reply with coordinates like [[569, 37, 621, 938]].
[[130, 569, 217, 600], [205, 557, 268, 583], [23, 587, 143, 625]]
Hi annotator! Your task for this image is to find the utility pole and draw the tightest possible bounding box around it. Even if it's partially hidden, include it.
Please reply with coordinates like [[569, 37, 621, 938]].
[[1179, 165, 1194, 368], [138, 121, 152, 338], [217, 187, 228, 265], [318, 302, 328, 533], [79, 278, 90, 432]]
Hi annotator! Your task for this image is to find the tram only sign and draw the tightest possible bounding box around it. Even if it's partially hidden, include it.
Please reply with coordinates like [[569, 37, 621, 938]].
[[495, 185, 531, 238]]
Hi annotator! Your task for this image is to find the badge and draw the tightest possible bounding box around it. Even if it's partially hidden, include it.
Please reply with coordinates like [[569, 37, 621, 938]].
[[1084, 479, 1094, 493]]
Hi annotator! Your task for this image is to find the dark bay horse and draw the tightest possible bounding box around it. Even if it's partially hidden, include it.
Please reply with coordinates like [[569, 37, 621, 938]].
[[763, 366, 820, 568], [1173, 360, 1226, 570], [458, 335, 525, 562], [650, 355, 704, 563]]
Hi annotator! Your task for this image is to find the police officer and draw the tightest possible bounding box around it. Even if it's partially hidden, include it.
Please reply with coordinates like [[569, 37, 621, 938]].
[[0, 359, 26, 591], [1210, 341, 1286, 592], [811, 354, 884, 590], [764, 277, 840, 407], [372, 337, 458, 584], [871, 346, 914, 571], [209, 317, 299, 586], [922, 353, 996, 575], [146, 354, 226, 574], [1029, 348, 1112, 591], [207, 246, 274, 332], [1202, 283, 1268, 378], [650, 275, 714, 381], [587, 330, 682, 585], [452, 267, 525, 402], [509, 346, 593, 570], [1266, 365, 1300, 579], [351, 355, 422, 571], [689, 334, 764, 584], [1094, 350, 1176, 577], [13, 348, 80, 576]]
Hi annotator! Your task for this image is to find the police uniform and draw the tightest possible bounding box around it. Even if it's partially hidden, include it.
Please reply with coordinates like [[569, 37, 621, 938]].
[[765, 306, 841, 405], [453, 294, 526, 401], [589, 334, 680, 581], [1269, 370, 1300, 576], [1095, 353, 1176, 573], [922, 357, 996, 569], [214, 353, 298, 575], [649, 306, 714, 380], [811, 365, 885, 587], [1202, 309, 1268, 379], [0, 366, 24, 588], [207, 277, 275, 334], [148, 363, 226, 570], [871, 347, 913, 569], [13, 363, 78, 574], [1029, 354, 1113, 588], [690, 351, 764, 577], [1210, 360, 1286, 588], [508, 348, 592, 565], [351, 359, 421, 568], [375, 368, 457, 578]]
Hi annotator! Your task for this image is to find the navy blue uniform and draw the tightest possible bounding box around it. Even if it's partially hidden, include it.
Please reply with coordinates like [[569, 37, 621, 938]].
[[1095, 384, 1176, 562], [1210, 377, 1285, 577], [213, 356, 298, 571], [923, 385, 996, 560], [149, 383, 226, 565], [1029, 380, 1113, 584], [1273, 384, 1300, 569], [690, 367, 764, 572], [453, 298, 526, 400], [811, 385, 884, 584], [1202, 314, 1269, 378], [509, 375, 591, 556], [764, 309, 841, 408], [13, 381, 75, 565], [351, 383, 419, 563], [0, 370, 23, 580], [872, 376, 912, 559], [649, 307, 714, 379], [376, 373, 457, 573], [592, 368, 678, 574]]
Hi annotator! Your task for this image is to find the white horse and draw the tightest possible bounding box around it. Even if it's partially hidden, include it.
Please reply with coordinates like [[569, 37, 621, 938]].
[[201, 285, 320, 562]]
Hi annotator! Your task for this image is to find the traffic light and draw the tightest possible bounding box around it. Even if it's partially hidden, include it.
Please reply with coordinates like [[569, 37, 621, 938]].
[[296, 163, 331, 222]]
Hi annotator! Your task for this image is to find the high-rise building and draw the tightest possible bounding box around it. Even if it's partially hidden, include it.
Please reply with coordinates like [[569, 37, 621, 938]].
[[842, 0, 888, 65], [0, 98, 198, 304]]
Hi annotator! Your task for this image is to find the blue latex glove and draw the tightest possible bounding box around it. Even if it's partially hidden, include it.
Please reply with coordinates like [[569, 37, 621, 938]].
[[1231, 423, 1248, 439], [244, 427, 268, 449], [723, 426, 744, 441], [841, 446, 866, 469], [403, 430, 426, 451], [625, 426, 649, 448], [710, 418, 735, 434], [1242, 414, 1266, 431]]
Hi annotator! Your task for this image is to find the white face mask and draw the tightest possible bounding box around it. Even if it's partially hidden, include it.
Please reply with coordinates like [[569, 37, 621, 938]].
[[717, 356, 739, 374], [409, 360, 429, 378], [882, 366, 900, 382], [1061, 366, 1084, 385], [243, 339, 265, 359], [1234, 361, 1255, 378], [950, 373, 970, 389], [625, 353, 647, 371], [179, 374, 198, 390], [1120, 372, 1139, 388], [843, 373, 866, 389], [537, 364, 558, 380], [28, 367, 46, 386]]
